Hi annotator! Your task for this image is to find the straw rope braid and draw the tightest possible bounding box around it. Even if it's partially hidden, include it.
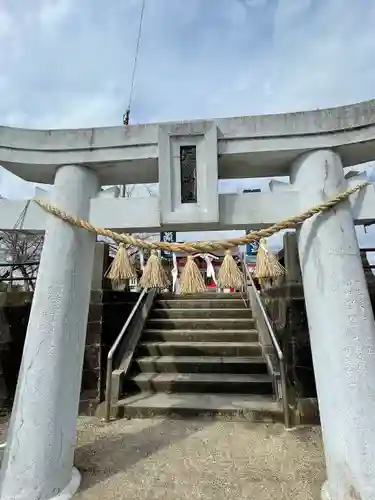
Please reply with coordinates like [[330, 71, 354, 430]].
[[33, 182, 368, 253]]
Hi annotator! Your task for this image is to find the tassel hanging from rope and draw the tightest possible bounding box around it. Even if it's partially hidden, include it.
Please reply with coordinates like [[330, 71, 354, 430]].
[[139, 250, 169, 289], [180, 255, 206, 295], [105, 243, 137, 284], [217, 250, 244, 290], [254, 238, 285, 281]]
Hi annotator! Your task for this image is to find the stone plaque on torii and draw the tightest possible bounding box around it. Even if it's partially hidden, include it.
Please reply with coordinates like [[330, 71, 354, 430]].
[[1, 100, 375, 500]]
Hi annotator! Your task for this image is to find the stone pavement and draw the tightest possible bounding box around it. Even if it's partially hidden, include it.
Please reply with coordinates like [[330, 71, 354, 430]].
[[74, 417, 326, 500]]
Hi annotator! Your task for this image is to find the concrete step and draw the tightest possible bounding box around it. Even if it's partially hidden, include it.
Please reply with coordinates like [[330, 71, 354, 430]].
[[150, 308, 252, 319], [124, 372, 273, 395], [138, 341, 262, 357], [156, 299, 248, 310], [134, 355, 268, 374], [146, 317, 254, 331], [116, 392, 282, 422], [142, 329, 259, 343], [158, 292, 243, 300]]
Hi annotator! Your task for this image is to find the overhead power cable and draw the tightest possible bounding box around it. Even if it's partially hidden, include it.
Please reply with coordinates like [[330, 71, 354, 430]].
[[123, 0, 146, 125]]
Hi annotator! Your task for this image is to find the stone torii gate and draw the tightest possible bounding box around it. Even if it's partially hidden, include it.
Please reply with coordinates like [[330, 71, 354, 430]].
[[1, 100, 375, 500]]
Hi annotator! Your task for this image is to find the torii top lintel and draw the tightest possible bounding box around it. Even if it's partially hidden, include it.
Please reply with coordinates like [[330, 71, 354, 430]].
[[1, 99, 375, 185]]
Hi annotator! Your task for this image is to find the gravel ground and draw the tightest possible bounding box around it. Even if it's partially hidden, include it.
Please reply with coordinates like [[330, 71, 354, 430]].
[[74, 417, 326, 500]]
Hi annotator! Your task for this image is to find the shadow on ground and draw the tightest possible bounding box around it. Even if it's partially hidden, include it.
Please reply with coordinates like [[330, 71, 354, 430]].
[[75, 418, 206, 491]]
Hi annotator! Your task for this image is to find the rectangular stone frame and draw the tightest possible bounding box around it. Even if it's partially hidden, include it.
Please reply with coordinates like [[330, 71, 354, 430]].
[[158, 121, 219, 226]]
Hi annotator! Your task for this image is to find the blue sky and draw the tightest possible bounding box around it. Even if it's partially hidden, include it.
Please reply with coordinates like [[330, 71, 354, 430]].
[[1, 0, 375, 248]]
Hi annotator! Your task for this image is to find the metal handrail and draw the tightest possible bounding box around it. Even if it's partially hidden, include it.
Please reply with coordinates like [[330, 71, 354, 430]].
[[241, 257, 291, 428], [104, 288, 147, 421]]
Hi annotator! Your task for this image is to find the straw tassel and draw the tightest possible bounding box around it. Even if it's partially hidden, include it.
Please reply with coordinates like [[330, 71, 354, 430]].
[[254, 238, 285, 281], [217, 250, 244, 290], [105, 243, 137, 283], [180, 255, 206, 295], [139, 250, 169, 289]]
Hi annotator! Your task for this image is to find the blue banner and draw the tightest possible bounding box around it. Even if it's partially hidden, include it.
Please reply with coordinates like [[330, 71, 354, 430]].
[[246, 239, 259, 256], [160, 231, 176, 258], [244, 189, 261, 256]]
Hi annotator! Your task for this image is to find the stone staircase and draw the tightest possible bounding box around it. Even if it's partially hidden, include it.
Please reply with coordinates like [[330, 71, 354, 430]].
[[116, 292, 283, 421]]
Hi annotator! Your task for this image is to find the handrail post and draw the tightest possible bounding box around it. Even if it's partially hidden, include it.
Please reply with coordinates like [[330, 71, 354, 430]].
[[280, 358, 291, 429], [104, 357, 113, 422]]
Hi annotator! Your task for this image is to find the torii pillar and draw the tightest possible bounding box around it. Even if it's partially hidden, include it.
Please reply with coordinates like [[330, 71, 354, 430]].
[[291, 150, 375, 500], [0, 164, 99, 500]]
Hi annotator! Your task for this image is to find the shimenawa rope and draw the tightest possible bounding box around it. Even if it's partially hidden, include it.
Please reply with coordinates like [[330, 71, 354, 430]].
[[33, 181, 368, 254]]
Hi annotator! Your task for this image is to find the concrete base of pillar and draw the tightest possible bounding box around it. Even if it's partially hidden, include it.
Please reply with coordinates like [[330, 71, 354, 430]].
[[321, 481, 330, 500], [51, 468, 81, 500]]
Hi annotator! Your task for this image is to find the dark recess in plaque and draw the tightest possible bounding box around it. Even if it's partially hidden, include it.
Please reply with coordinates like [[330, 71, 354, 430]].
[[180, 145, 197, 204]]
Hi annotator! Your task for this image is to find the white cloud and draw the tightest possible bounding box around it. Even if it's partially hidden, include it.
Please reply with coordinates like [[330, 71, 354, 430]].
[[38, 0, 74, 28], [1, 0, 374, 125], [0, 7, 12, 39]]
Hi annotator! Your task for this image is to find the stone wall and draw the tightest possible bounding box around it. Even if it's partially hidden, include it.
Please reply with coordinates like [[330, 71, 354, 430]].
[[0, 293, 32, 410], [262, 233, 375, 404], [0, 290, 140, 415], [81, 290, 141, 415], [262, 283, 316, 399]]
